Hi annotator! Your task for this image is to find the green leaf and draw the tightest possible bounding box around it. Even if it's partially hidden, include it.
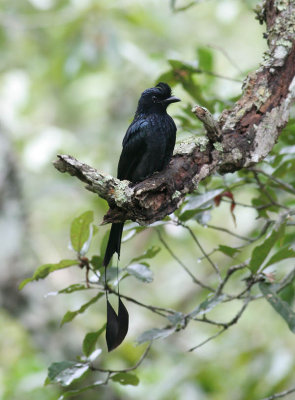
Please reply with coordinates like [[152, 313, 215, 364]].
[[263, 246, 295, 268], [251, 188, 280, 218], [82, 324, 106, 357], [45, 361, 89, 386], [279, 284, 295, 305], [124, 222, 145, 231], [61, 293, 103, 326], [58, 283, 89, 294], [126, 263, 153, 283], [218, 245, 240, 258], [251, 197, 269, 218], [195, 210, 212, 226], [189, 294, 227, 318], [249, 223, 286, 272], [70, 211, 94, 254], [137, 327, 176, 345], [19, 259, 78, 290], [178, 208, 208, 222], [87, 349, 102, 362], [90, 255, 103, 270], [259, 283, 295, 333], [130, 246, 161, 263], [167, 312, 185, 326], [273, 159, 295, 181], [179, 189, 223, 221], [168, 59, 196, 73], [110, 373, 139, 386], [156, 70, 175, 87], [122, 222, 146, 242], [58, 382, 104, 399], [197, 46, 214, 71]]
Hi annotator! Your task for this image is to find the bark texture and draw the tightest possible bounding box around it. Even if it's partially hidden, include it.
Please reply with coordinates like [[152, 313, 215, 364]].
[[54, 0, 295, 226]]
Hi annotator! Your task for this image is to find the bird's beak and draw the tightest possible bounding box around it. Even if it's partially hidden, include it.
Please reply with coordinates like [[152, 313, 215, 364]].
[[162, 96, 181, 105]]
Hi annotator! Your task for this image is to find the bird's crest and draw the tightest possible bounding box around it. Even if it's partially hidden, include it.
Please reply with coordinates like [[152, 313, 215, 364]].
[[155, 82, 172, 98], [140, 82, 173, 100]]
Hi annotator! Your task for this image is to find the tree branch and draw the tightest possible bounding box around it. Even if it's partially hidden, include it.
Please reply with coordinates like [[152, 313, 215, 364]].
[[53, 0, 295, 225], [260, 386, 295, 400]]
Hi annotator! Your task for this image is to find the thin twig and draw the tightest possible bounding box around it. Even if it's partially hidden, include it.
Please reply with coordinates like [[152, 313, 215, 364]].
[[253, 172, 290, 210], [92, 343, 152, 374], [188, 328, 226, 352], [108, 287, 175, 317], [178, 221, 222, 280], [235, 272, 266, 299], [199, 69, 243, 83], [216, 263, 248, 296], [206, 224, 252, 242], [260, 386, 295, 400], [250, 168, 295, 195], [90, 267, 176, 317], [208, 43, 243, 74], [221, 198, 273, 210], [193, 297, 251, 327], [206, 220, 271, 245], [189, 297, 250, 351], [199, 220, 271, 260], [277, 267, 295, 292], [157, 230, 214, 291]]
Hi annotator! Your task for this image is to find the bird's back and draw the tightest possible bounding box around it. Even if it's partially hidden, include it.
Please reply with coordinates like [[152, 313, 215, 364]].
[[118, 111, 176, 182]]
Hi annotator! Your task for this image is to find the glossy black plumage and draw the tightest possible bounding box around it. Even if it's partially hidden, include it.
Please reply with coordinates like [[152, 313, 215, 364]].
[[104, 82, 180, 267], [117, 84, 178, 182], [103, 82, 180, 351]]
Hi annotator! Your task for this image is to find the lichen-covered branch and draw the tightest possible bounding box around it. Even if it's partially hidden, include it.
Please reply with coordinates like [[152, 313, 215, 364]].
[[192, 105, 222, 142], [53, 155, 133, 210], [53, 0, 295, 225]]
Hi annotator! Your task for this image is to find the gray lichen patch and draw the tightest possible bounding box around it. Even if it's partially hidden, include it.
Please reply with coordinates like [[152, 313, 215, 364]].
[[261, 50, 273, 68], [196, 136, 209, 152], [246, 103, 287, 167], [213, 142, 223, 152], [276, 38, 293, 48], [175, 136, 209, 155], [274, 45, 289, 60], [254, 85, 271, 108], [172, 190, 181, 200], [114, 180, 133, 207], [275, 0, 289, 12], [104, 174, 115, 184], [172, 190, 184, 209], [231, 148, 243, 161]]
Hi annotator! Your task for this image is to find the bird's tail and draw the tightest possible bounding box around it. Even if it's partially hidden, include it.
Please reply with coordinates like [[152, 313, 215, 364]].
[[103, 223, 124, 267], [103, 222, 129, 351]]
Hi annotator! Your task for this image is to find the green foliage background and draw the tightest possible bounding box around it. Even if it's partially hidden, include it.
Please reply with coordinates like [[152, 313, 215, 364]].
[[1, 0, 295, 399]]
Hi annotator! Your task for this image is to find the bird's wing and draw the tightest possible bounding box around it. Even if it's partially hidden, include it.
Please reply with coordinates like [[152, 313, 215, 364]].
[[117, 119, 149, 181], [163, 117, 177, 167]]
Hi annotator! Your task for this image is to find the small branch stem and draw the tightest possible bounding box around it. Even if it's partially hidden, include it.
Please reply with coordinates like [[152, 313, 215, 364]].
[[91, 343, 152, 374], [188, 328, 226, 352], [178, 221, 222, 280], [157, 229, 214, 291], [250, 168, 295, 195], [108, 287, 175, 317], [260, 386, 295, 400], [192, 105, 222, 142]]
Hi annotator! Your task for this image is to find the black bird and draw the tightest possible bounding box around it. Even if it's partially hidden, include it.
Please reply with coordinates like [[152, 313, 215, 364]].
[[103, 82, 180, 351]]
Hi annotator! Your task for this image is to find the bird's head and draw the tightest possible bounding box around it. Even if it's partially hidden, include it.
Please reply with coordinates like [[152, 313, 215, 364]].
[[137, 82, 180, 113]]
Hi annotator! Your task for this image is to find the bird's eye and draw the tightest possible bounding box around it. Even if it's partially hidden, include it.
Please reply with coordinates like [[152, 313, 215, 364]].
[[152, 96, 158, 103]]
